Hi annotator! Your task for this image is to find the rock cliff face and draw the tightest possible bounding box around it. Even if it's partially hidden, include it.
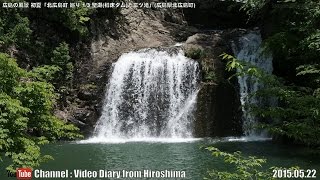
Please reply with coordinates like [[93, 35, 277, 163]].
[[183, 0, 249, 29], [69, 7, 194, 136], [183, 30, 246, 137], [68, 2, 252, 137]]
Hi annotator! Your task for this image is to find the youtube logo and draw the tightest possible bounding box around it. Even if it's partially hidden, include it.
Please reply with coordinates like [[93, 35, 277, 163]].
[[16, 168, 32, 180]]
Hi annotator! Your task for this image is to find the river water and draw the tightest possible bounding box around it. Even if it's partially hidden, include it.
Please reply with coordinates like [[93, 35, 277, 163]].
[[7, 139, 314, 180]]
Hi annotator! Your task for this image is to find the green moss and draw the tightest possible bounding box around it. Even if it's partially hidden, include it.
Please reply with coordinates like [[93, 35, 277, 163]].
[[200, 59, 218, 83], [185, 48, 219, 82], [185, 48, 206, 60], [204, 71, 217, 81], [80, 83, 97, 91]]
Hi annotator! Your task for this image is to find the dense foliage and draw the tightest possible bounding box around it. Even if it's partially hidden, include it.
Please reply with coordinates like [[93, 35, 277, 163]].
[[241, 0, 320, 77], [0, 8, 31, 50], [232, 0, 320, 147], [205, 147, 270, 180], [0, 1, 95, 171], [0, 53, 82, 171], [0, 0, 123, 170], [223, 52, 320, 147], [205, 147, 298, 180]]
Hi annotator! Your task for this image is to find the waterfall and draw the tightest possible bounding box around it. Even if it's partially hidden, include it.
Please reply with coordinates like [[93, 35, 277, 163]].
[[91, 48, 199, 142], [232, 31, 273, 136]]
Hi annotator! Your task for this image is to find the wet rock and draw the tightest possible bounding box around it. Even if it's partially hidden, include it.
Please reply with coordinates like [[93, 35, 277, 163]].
[[69, 117, 86, 127], [195, 82, 242, 137], [72, 107, 98, 136], [65, 0, 250, 137], [183, 30, 248, 137], [77, 84, 98, 101]]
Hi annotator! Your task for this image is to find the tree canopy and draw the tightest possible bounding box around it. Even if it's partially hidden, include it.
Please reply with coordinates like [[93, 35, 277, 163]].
[[0, 53, 82, 171], [0, 1, 91, 170]]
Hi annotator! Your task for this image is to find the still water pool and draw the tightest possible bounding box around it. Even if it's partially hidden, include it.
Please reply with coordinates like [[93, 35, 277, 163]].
[[2, 138, 320, 180]]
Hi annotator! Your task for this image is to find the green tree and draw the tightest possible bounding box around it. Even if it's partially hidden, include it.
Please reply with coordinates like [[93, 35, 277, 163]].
[[222, 53, 320, 147], [50, 42, 74, 108], [240, 0, 320, 75], [60, 2, 93, 36], [0, 8, 32, 50], [51, 42, 74, 85], [234, 0, 320, 147], [205, 147, 272, 180], [29, 65, 62, 83], [0, 53, 82, 171], [205, 147, 298, 180]]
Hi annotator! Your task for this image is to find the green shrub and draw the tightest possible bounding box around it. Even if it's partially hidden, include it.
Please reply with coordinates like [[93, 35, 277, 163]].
[[50, 42, 74, 86], [205, 147, 298, 180], [222, 53, 320, 147], [29, 65, 62, 83], [205, 71, 217, 82], [0, 53, 82, 172], [0, 10, 32, 49], [185, 48, 206, 60]]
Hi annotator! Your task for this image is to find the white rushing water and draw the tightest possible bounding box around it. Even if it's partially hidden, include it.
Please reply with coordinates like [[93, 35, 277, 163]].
[[86, 48, 200, 143], [232, 31, 273, 136]]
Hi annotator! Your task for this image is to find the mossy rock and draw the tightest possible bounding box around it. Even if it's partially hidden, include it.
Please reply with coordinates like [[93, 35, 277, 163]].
[[185, 47, 206, 60]]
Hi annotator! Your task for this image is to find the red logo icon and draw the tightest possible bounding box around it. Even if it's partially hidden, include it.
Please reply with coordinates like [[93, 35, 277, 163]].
[[16, 168, 32, 180]]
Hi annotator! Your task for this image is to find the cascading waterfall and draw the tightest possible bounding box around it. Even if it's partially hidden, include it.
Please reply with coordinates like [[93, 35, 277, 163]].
[[90, 48, 199, 142], [232, 31, 273, 136]]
